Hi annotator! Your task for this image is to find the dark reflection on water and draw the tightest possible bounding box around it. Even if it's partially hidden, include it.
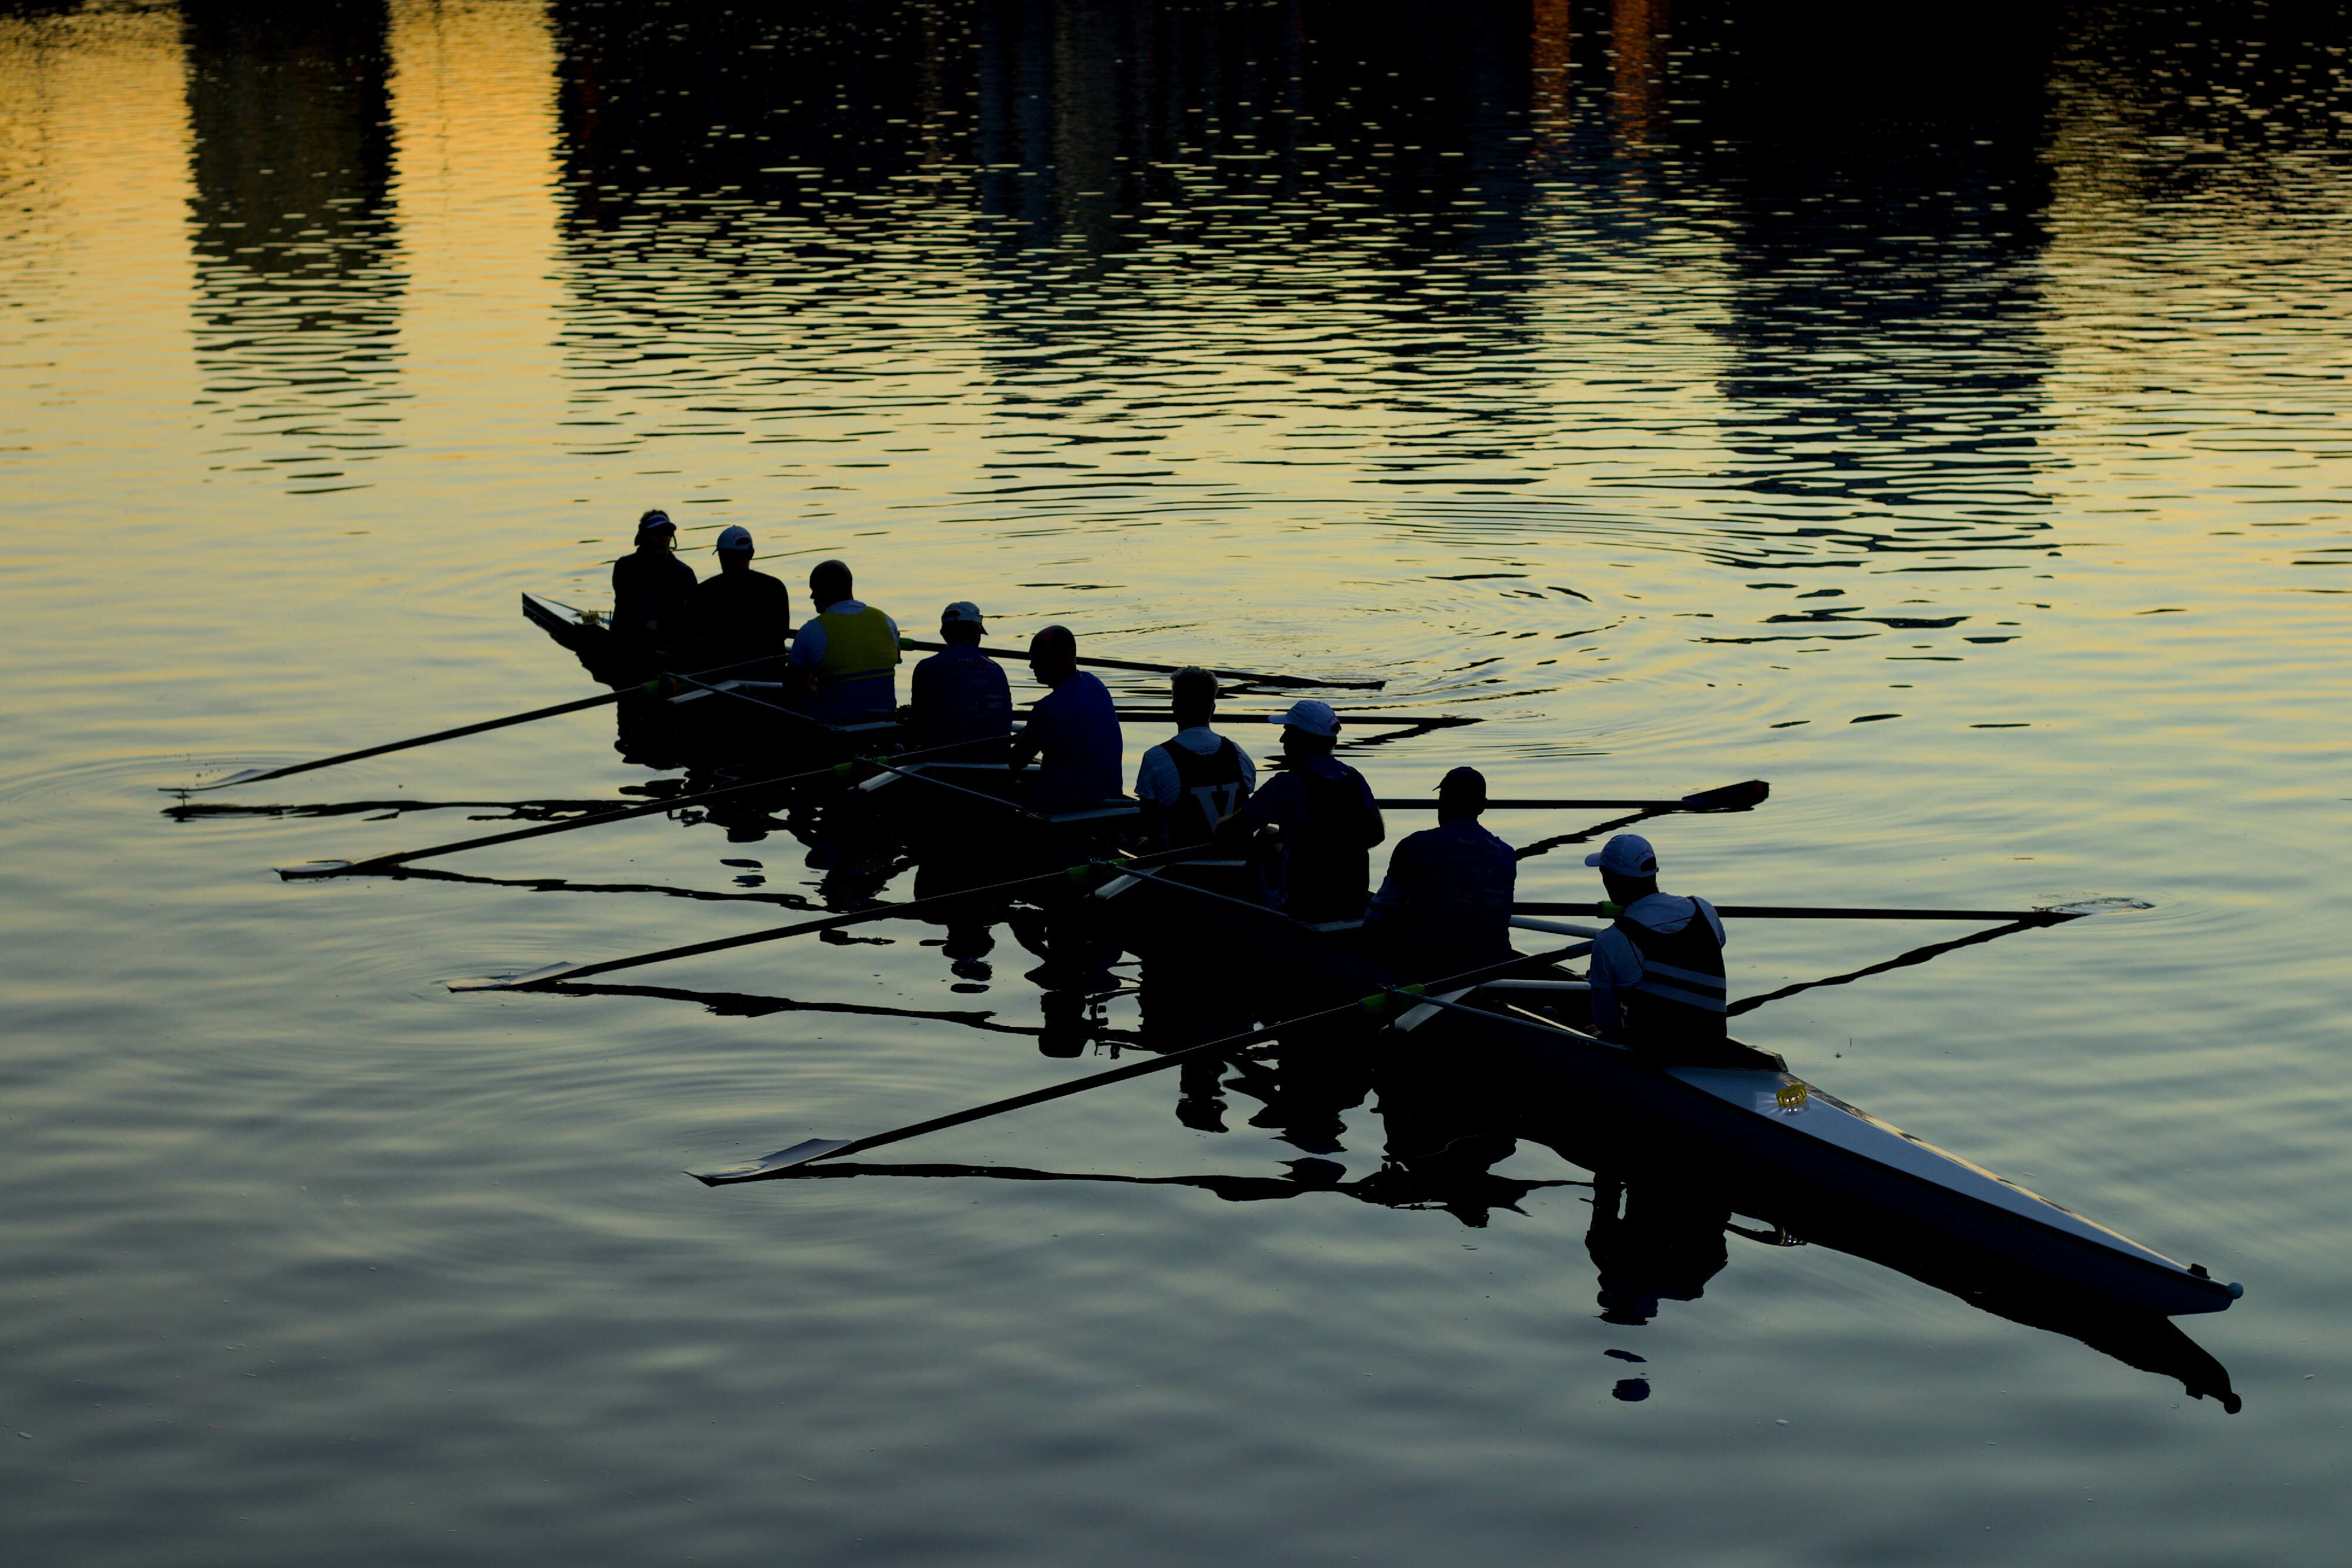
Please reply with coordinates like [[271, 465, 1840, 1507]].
[[182, 0, 405, 489], [9, 2, 2352, 1564]]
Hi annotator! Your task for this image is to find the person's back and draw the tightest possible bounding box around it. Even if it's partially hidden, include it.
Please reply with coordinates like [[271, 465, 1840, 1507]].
[[789, 559, 901, 721], [909, 601, 1013, 752], [1008, 625, 1124, 811], [1366, 767, 1516, 969], [1134, 667, 1254, 849], [612, 509, 697, 653], [1221, 701, 1383, 924], [1583, 833, 1728, 1055], [690, 525, 791, 668]]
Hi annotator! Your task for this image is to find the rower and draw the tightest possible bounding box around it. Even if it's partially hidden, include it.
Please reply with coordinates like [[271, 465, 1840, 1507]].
[[688, 525, 792, 670], [1364, 765, 1516, 970], [1133, 667, 1255, 849], [1583, 833, 1728, 1054], [1217, 700, 1384, 924], [789, 559, 902, 722], [1006, 624, 1122, 811], [610, 509, 697, 657], [907, 601, 1013, 754]]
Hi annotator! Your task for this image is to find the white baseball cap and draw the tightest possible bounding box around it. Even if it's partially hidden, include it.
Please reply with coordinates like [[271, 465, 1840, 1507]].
[[715, 525, 754, 553], [1275, 699, 1341, 738], [941, 601, 985, 626], [1585, 834, 1659, 878]]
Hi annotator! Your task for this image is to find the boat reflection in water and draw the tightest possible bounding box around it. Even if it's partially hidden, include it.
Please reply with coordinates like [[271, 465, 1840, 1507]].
[[784, 1003, 2243, 1415]]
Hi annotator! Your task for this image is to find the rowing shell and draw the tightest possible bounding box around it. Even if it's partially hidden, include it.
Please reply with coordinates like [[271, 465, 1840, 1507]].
[[1093, 871, 2241, 1320]]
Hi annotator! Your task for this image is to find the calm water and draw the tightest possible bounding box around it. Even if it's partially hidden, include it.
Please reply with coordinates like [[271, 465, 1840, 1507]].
[[4, 0, 2350, 1562]]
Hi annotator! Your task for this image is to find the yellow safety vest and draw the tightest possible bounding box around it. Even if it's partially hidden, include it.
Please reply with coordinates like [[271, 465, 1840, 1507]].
[[813, 604, 903, 688]]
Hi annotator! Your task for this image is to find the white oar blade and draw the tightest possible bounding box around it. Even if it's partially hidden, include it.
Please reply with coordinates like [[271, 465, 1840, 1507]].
[[277, 860, 356, 880], [691, 1138, 853, 1185], [446, 961, 580, 993]]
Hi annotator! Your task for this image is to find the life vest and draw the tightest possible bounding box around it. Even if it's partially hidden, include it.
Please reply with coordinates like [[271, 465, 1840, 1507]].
[[1615, 901, 1728, 1049], [812, 603, 903, 690], [1154, 735, 1250, 848]]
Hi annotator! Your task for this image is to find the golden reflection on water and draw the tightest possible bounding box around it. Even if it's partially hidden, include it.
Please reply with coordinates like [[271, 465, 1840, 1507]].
[[2, 8, 2352, 1562]]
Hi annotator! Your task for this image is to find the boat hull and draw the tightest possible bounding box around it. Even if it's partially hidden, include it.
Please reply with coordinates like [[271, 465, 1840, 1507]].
[[1097, 874, 2240, 1320]]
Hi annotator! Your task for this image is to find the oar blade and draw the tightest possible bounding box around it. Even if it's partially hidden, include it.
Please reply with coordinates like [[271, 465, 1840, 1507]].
[[164, 765, 280, 795], [1681, 779, 1770, 813], [277, 860, 358, 880], [693, 1138, 854, 1185], [446, 961, 580, 993]]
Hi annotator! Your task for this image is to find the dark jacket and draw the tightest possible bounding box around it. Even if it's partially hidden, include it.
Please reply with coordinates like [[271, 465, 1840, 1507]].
[[612, 547, 698, 648]]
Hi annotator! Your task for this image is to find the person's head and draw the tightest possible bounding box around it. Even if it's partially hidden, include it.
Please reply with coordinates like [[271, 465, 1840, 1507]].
[[1028, 624, 1078, 688], [940, 601, 985, 646], [715, 524, 754, 572], [809, 558, 853, 609], [1275, 699, 1339, 758], [1171, 667, 1218, 730], [635, 509, 677, 551], [1586, 833, 1661, 906], [1436, 765, 1487, 824]]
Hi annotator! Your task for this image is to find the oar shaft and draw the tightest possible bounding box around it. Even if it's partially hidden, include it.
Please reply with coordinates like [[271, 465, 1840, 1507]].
[[1379, 797, 1681, 811], [286, 731, 1014, 878], [697, 943, 1586, 1183], [176, 651, 791, 793], [1513, 902, 2073, 923], [472, 847, 1205, 991], [199, 691, 621, 789], [897, 638, 1383, 691], [1114, 711, 1466, 729]]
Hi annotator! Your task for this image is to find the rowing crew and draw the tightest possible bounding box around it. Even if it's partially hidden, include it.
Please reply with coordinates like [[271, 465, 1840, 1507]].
[[1118, 687, 1725, 1057], [614, 513, 1725, 1055]]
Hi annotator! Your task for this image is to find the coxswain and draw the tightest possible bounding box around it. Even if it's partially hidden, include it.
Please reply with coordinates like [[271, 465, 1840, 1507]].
[[1583, 833, 1728, 1054], [610, 509, 697, 657], [1133, 666, 1255, 849], [907, 601, 1013, 753], [1217, 700, 1384, 924], [688, 524, 792, 670], [1364, 765, 1516, 970], [1006, 624, 1122, 810], [788, 559, 902, 721]]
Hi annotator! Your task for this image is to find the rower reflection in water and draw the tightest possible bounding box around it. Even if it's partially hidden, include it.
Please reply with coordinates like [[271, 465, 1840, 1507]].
[[1364, 765, 1517, 974], [688, 525, 792, 671], [906, 601, 1013, 755], [1584, 833, 1730, 1059], [1585, 1175, 1732, 1327], [790, 559, 903, 722], [610, 509, 696, 664], [1133, 667, 1255, 850], [1217, 700, 1385, 924], [1007, 625, 1122, 811]]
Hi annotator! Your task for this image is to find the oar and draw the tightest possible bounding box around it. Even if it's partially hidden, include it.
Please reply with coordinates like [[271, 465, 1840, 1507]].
[[1727, 917, 2073, 1016], [278, 731, 1009, 880], [447, 848, 1201, 992], [690, 944, 1586, 1184], [1376, 780, 1770, 814], [898, 637, 1384, 691], [1112, 710, 1470, 730], [162, 653, 790, 794], [1514, 902, 2082, 924]]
